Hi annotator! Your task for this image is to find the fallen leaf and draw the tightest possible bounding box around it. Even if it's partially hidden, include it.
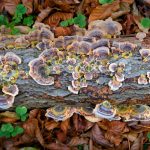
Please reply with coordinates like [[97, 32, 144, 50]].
[[55, 130, 67, 143], [44, 12, 73, 27], [22, 0, 33, 15], [91, 124, 113, 148], [121, 0, 134, 4], [67, 136, 89, 146], [89, 0, 120, 22], [0, 0, 20, 15], [54, 26, 74, 37], [45, 142, 70, 150], [123, 131, 138, 142], [45, 120, 59, 131], [60, 118, 70, 135], [0, 111, 19, 123], [131, 133, 143, 150]]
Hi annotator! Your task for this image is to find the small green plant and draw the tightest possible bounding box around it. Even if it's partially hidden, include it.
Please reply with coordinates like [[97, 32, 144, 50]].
[[16, 106, 28, 121], [60, 13, 87, 28], [0, 123, 24, 138], [147, 132, 150, 141], [0, 15, 8, 26], [99, 0, 114, 4], [140, 18, 150, 29], [0, 4, 34, 35]]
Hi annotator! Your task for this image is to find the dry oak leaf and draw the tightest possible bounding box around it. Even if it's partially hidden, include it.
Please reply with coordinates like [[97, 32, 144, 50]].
[[121, 0, 134, 4], [91, 124, 113, 148], [60, 118, 70, 135], [44, 12, 73, 27], [88, 0, 120, 22], [131, 133, 143, 150], [67, 136, 89, 146], [45, 120, 59, 131], [54, 26, 75, 37], [0, 0, 20, 15], [22, 0, 33, 15]]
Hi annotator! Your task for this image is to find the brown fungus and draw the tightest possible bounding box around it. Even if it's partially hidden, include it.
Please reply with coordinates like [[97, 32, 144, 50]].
[[4, 52, 21, 65], [45, 105, 76, 121], [138, 74, 148, 85], [0, 95, 15, 109], [139, 49, 150, 59], [2, 84, 19, 97], [93, 101, 120, 120], [108, 77, 122, 91], [29, 58, 54, 85], [93, 46, 110, 59]]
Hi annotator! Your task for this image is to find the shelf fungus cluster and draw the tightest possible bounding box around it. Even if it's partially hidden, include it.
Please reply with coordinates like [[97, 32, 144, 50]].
[[0, 52, 21, 109], [46, 101, 150, 122]]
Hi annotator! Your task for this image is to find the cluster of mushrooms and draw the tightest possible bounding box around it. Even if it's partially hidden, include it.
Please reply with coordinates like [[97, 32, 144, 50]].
[[0, 52, 21, 109], [46, 100, 150, 122], [0, 17, 150, 112]]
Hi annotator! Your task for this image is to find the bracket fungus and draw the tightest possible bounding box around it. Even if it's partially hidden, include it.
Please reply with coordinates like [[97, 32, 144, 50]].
[[93, 101, 120, 120], [45, 105, 76, 121], [0, 52, 21, 109], [29, 58, 54, 85]]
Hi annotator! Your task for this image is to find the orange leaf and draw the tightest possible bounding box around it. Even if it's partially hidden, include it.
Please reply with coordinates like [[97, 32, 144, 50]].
[[60, 118, 70, 135], [67, 136, 89, 146], [45, 120, 59, 131], [22, 0, 33, 15], [54, 26, 74, 37], [91, 124, 113, 148], [88, 0, 120, 22], [44, 12, 73, 27]]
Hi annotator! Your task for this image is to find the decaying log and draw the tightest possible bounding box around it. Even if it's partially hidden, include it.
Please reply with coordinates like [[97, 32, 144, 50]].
[[0, 36, 150, 110]]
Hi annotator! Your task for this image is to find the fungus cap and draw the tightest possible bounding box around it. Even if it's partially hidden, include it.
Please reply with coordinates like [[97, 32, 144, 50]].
[[68, 86, 79, 94], [109, 63, 117, 72], [29, 58, 54, 85], [5, 52, 21, 65], [115, 73, 125, 82], [45, 105, 75, 121], [139, 49, 150, 58], [108, 78, 122, 91], [138, 74, 148, 85], [136, 32, 146, 41], [0, 95, 14, 109], [93, 46, 110, 59], [119, 42, 136, 52], [2, 84, 19, 97]]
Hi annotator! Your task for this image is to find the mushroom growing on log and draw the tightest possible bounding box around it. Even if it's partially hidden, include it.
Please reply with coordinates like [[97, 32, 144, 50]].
[[0, 35, 150, 110]]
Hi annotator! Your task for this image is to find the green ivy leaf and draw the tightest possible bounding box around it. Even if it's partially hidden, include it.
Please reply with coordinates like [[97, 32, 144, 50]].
[[0, 15, 8, 26], [16, 4, 27, 15], [21, 113, 28, 122], [141, 18, 150, 28], [11, 27, 20, 35], [0, 130, 6, 137], [1, 123, 14, 133], [68, 18, 74, 25], [60, 20, 69, 27], [23, 16, 34, 27], [11, 126, 24, 137], [147, 132, 150, 141], [16, 106, 28, 116], [99, 0, 114, 4], [74, 13, 86, 28]]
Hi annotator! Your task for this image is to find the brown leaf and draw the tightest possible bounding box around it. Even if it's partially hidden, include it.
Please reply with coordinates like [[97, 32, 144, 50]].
[[54, 26, 74, 37], [45, 142, 70, 150], [55, 130, 67, 143], [67, 136, 89, 146], [0, 111, 19, 123], [131, 133, 143, 150], [29, 109, 40, 119], [36, 7, 52, 22], [123, 131, 138, 142], [105, 131, 122, 146], [45, 120, 59, 131], [0, 0, 20, 15], [44, 12, 73, 27], [121, 0, 134, 4], [88, 0, 120, 22], [60, 118, 70, 135], [23, 118, 45, 146], [92, 124, 113, 148], [22, 0, 33, 15]]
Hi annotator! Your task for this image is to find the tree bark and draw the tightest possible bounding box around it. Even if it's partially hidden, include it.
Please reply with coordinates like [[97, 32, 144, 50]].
[[0, 36, 150, 110]]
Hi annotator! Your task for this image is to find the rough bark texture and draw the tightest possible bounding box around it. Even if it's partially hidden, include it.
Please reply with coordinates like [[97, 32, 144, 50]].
[[0, 36, 150, 110]]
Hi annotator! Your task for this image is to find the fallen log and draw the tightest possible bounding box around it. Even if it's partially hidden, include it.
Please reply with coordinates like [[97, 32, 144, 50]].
[[0, 36, 150, 110]]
